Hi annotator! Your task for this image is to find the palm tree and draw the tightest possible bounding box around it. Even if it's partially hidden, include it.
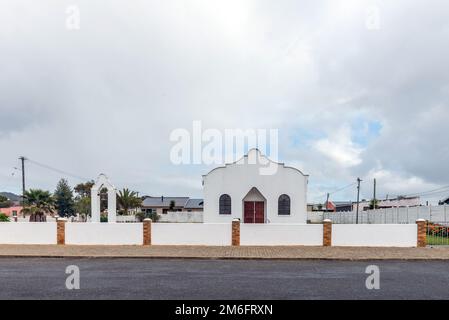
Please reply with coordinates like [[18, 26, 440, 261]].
[[117, 188, 142, 215], [22, 189, 55, 222]]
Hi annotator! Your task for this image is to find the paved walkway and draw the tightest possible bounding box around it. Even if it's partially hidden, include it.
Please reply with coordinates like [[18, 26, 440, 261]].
[[1, 245, 449, 260]]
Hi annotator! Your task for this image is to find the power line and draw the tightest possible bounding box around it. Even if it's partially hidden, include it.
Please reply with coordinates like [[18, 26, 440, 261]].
[[313, 182, 358, 201], [27, 158, 90, 182], [328, 182, 357, 196], [408, 189, 449, 199], [404, 185, 449, 198], [358, 179, 449, 200], [351, 173, 449, 200]]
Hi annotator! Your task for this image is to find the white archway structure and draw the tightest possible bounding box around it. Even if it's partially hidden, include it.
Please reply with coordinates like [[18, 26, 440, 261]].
[[91, 174, 117, 223]]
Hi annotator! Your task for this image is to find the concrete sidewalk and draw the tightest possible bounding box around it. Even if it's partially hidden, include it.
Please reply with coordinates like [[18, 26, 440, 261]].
[[1, 245, 449, 260]]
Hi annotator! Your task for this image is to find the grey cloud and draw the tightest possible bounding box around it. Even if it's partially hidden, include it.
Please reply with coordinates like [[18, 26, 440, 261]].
[[0, 0, 448, 203]]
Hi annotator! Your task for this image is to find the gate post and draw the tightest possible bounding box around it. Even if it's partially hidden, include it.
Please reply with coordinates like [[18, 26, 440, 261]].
[[416, 219, 427, 248], [143, 218, 152, 246], [232, 218, 240, 246], [57, 218, 67, 245], [323, 219, 332, 247]]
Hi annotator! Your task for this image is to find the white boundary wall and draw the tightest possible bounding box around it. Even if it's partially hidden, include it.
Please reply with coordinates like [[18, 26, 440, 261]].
[[152, 223, 230, 245], [158, 212, 203, 223], [332, 224, 417, 247], [0, 222, 418, 247], [0, 222, 56, 244], [66, 223, 143, 245], [241, 224, 323, 246]]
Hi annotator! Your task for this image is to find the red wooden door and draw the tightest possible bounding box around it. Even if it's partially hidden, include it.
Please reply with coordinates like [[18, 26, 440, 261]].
[[244, 201, 254, 223], [244, 201, 265, 223], [254, 201, 264, 223]]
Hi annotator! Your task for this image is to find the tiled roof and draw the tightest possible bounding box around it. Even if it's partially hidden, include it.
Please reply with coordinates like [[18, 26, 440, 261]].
[[141, 197, 189, 208], [184, 199, 204, 209]]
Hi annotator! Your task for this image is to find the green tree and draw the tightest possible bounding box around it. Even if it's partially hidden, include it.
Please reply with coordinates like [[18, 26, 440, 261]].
[[22, 189, 55, 222], [54, 179, 75, 217], [369, 199, 379, 210], [169, 200, 175, 211], [0, 213, 10, 222], [117, 188, 142, 215], [74, 181, 95, 198], [0, 195, 12, 208], [74, 196, 91, 216], [74, 180, 94, 217]]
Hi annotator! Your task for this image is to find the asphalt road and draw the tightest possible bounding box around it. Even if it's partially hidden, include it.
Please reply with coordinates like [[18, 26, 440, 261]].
[[1, 258, 449, 299]]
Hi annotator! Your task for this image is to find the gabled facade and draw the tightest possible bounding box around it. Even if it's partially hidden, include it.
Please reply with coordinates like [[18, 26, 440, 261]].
[[202, 149, 308, 224]]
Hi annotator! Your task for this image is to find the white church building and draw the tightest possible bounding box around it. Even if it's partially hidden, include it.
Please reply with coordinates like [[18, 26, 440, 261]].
[[202, 149, 308, 224]]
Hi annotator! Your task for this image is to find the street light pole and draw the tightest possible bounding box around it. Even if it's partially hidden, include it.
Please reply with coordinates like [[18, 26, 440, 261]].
[[19, 156, 26, 206], [356, 177, 362, 224]]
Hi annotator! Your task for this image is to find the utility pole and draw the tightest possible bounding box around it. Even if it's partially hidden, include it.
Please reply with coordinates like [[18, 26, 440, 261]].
[[356, 177, 362, 224], [19, 156, 26, 206], [373, 178, 377, 209], [325, 193, 330, 211]]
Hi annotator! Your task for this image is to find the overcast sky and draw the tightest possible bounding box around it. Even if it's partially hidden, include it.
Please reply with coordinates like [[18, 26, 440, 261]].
[[1, 0, 448, 204]]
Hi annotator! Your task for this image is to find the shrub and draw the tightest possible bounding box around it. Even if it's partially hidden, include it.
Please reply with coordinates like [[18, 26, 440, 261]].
[[135, 211, 160, 222], [0, 213, 10, 222], [146, 212, 160, 222], [135, 211, 145, 222], [427, 222, 449, 237]]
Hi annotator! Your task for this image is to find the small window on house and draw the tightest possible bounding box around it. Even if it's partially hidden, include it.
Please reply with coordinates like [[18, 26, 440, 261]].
[[278, 194, 290, 215], [219, 194, 231, 215]]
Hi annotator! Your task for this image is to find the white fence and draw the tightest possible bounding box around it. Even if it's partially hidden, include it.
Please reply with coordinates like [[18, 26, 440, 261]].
[[240, 224, 323, 246], [310, 205, 449, 224], [114, 212, 204, 223], [116, 215, 138, 223], [332, 224, 417, 247], [0, 222, 57, 244], [307, 211, 324, 223], [152, 223, 230, 245], [65, 223, 143, 245], [158, 211, 203, 223]]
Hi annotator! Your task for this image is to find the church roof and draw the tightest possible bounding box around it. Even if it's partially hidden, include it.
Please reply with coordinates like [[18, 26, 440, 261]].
[[202, 148, 308, 178]]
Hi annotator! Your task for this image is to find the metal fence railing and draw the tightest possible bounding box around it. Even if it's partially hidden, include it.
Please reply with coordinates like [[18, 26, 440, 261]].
[[427, 221, 449, 246]]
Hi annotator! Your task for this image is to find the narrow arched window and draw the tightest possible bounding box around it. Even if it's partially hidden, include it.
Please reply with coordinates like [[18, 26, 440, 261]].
[[278, 194, 290, 215], [219, 194, 231, 215]]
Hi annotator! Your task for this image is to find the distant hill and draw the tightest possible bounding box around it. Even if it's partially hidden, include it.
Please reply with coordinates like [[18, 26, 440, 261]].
[[0, 192, 21, 202]]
